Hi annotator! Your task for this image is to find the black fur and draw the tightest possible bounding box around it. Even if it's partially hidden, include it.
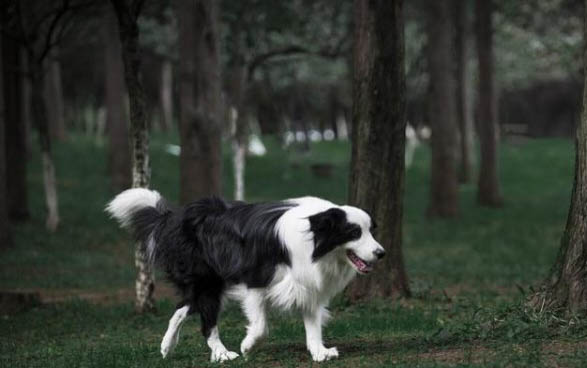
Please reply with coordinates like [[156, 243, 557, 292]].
[[126, 196, 295, 338], [309, 208, 362, 261]]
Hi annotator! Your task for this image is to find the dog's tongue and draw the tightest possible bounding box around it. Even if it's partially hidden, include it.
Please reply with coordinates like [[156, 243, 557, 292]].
[[348, 251, 371, 273]]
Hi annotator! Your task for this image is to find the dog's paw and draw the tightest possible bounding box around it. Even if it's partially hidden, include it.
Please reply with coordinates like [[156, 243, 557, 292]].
[[160, 332, 180, 358], [210, 349, 239, 363], [240, 336, 255, 356], [310, 346, 339, 362]]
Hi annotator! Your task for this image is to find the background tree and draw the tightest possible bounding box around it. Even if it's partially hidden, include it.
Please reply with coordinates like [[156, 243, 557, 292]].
[[0, 32, 12, 248], [44, 47, 67, 141], [455, 0, 474, 184], [110, 0, 155, 313], [2, 12, 29, 221], [175, 0, 223, 203], [104, 11, 131, 191], [528, 0, 587, 313], [426, 0, 459, 217], [476, 0, 503, 206], [347, 0, 410, 300]]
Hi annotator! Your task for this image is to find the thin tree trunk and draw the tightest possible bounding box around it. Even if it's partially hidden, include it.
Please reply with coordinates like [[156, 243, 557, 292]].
[[110, 0, 155, 313], [0, 32, 12, 248], [455, 0, 474, 184], [21, 49, 32, 159], [29, 61, 60, 232], [228, 29, 248, 201], [159, 59, 173, 131], [475, 0, 503, 206], [427, 0, 459, 217], [2, 33, 29, 221], [176, 0, 223, 203], [104, 13, 131, 191], [44, 48, 67, 142], [528, 0, 587, 313], [347, 0, 410, 301]]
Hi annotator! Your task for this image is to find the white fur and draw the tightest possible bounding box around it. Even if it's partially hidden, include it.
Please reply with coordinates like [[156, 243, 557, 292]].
[[207, 327, 239, 362], [224, 196, 384, 362], [160, 305, 189, 358], [105, 188, 161, 228]]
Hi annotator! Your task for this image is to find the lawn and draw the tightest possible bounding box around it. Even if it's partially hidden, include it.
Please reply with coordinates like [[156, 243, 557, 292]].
[[1, 134, 586, 367]]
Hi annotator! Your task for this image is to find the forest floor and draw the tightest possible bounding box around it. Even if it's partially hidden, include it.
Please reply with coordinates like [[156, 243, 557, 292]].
[[2, 133, 587, 367]]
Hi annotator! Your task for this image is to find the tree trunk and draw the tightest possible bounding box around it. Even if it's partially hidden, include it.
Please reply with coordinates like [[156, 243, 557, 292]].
[[0, 32, 12, 248], [159, 59, 173, 131], [528, 0, 587, 313], [227, 27, 248, 201], [2, 32, 29, 221], [176, 0, 223, 203], [454, 0, 474, 184], [346, 0, 410, 301], [104, 13, 131, 191], [21, 49, 32, 159], [29, 60, 60, 232], [44, 48, 67, 142], [110, 0, 155, 313], [475, 0, 503, 206], [427, 0, 459, 217]]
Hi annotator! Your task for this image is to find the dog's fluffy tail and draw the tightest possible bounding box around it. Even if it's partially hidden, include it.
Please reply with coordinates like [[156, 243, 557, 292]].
[[106, 188, 168, 262]]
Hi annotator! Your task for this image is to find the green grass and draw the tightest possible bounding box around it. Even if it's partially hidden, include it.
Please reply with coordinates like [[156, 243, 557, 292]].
[[1, 134, 585, 367]]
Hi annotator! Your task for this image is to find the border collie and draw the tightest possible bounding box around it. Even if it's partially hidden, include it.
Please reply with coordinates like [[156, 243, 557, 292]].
[[106, 188, 385, 362]]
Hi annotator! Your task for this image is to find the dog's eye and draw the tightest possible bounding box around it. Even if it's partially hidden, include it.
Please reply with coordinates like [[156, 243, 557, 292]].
[[349, 228, 362, 239]]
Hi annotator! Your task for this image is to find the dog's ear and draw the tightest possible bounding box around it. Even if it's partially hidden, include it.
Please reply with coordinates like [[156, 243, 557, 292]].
[[309, 208, 361, 261]]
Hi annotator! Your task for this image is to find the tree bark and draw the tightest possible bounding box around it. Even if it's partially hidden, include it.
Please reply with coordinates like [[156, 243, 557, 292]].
[[2, 33, 29, 221], [528, 0, 587, 313], [454, 0, 474, 184], [427, 0, 459, 217], [176, 0, 223, 203], [110, 0, 155, 313], [44, 48, 67, 142], [159, 59, 173, 131], [475, 0, 503, 206], [227, 25, 248, 201], [346, 0, 410, 301], [104, 12, 131, 191], [28, 60, 60, 232], [0, 31, 12, 248]]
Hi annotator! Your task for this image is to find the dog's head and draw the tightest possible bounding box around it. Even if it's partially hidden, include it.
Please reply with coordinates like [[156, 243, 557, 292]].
[[308, 206, 385, 274]]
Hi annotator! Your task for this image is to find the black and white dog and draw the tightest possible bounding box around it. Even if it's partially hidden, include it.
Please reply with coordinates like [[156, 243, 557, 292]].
[[107, 188, 385, 362]]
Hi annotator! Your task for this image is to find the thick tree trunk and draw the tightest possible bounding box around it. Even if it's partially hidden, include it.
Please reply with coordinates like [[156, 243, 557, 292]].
[[454, 0, 474, 184], [427, 0, 459, 217], [29, 61, 60, 232], [528, 1, 587, 313], [44, 48, 67, 142], [2, 34, 29, 221], [475, 0, 503, 206], [159, 59, 173, 131], [110, 0, 155, 313], [346, 0, 410, 301], [0, 33, 12, 248], [176, 0, 223, 203], [104, 13, 131, 191]]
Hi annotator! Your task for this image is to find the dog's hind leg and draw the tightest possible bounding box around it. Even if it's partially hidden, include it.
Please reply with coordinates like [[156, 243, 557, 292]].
[[198, 291, 239, 363], [240, 289, 267, 356], [160, 304, 191, 358]]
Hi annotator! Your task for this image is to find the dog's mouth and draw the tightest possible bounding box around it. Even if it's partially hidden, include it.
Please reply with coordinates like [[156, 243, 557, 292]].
[[346, 250, 374, 274]]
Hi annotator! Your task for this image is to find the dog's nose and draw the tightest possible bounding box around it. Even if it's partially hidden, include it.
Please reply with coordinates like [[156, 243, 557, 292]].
[[373, 248, 386, 259]]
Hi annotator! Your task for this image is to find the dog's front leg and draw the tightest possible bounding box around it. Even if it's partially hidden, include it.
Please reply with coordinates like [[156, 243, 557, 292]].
[[303, 307, 338, 362]]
